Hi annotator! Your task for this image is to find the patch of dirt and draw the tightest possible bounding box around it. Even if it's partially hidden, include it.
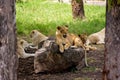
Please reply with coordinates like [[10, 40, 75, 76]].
[[18, 45, 104, 80]]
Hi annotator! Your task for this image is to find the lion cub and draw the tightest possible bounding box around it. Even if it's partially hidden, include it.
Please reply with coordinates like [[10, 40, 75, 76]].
[[56, 25, 85, 52], [30, 30, 48, 48], [56, 25, 88, 66], [17, 39, 35, 58], [79, 34, 97, 51], [86, 28, 105, 45]]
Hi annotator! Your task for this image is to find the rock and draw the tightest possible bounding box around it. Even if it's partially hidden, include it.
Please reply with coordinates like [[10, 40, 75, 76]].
[[24, 46, 37, 53], [34, 40, 85, 73]]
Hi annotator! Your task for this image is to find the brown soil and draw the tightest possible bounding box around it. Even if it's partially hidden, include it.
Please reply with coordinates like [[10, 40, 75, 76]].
[[18, 45, 104, 80]]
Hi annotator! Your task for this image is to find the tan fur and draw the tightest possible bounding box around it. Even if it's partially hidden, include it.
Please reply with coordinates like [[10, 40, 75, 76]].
[[86, 28, 105, 45], [56, 26, 70, 52], [55, 25, 88, 66], [17, 39, 35, 58], [56, 25, 85, 52], [79, 34, 88, 44], [78, 34, 97, 51], [30, 30, 48, 48]]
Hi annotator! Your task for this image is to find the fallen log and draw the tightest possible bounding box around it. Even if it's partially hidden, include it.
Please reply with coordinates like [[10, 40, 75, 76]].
[[34, 40, 85, 73]]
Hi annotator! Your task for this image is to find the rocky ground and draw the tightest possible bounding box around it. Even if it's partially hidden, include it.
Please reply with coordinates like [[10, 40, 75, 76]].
[[18, 44, 104, 80]]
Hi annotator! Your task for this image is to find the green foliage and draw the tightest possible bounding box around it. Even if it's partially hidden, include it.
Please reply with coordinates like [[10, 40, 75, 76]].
[[16, 0, 105, 36], [82, 66, 96, 72], [16, 0, 29, 3], [76, 0, 81, 3], [108, 0, 120, 11], [74, 77, 93, 80], [107, 0, 113, 11], [118, 0, 120, 4]]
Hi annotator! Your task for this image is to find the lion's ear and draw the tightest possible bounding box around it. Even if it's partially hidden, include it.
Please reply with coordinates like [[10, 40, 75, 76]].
[[20, 40, 24, 45], [78, 34, 81, 37], [32, 30, 35, 34], [57, 26, 61, 30], [65, 25, 68, 28], [64, 25, 68, 30]]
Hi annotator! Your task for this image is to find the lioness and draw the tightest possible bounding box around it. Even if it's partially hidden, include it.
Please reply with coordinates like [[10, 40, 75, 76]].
[[30, 30, 48, 48], [55, 25, 88, 66], [86, 28, 105, 45], [17, 39, 35, 58]]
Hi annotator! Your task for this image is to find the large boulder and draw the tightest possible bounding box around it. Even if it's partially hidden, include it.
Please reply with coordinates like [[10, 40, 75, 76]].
[[34, 40, 85, 73]]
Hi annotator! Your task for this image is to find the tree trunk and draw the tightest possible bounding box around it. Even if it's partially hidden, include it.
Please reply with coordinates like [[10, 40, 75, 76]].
[[103, 0, 120, 80], [71, 0, 85, 19], [0, 0, 17, 80]]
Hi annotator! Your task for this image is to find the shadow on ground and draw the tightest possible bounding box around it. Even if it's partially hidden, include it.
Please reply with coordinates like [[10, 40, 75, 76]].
[[18, 44, 104, 80]]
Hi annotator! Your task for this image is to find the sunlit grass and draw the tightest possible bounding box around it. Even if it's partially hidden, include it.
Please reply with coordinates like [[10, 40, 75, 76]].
[[16, 0, 105, 36]]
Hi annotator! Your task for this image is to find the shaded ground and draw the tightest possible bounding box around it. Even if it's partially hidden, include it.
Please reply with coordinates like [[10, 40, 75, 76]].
[[18, 45, 104, 80]]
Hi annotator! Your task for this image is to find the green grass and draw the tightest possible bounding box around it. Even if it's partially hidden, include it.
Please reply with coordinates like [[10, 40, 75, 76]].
[[16, 0, 105, 37]]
